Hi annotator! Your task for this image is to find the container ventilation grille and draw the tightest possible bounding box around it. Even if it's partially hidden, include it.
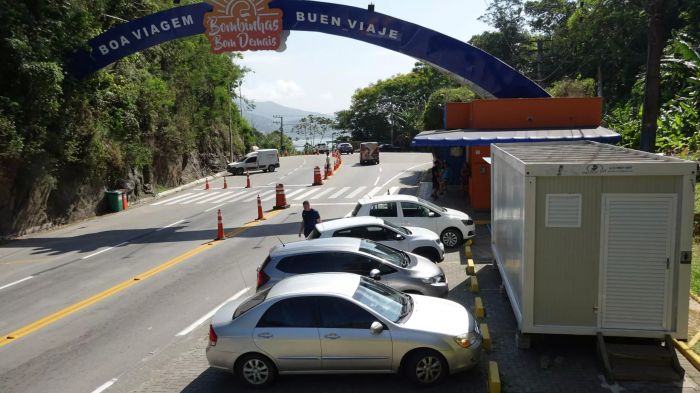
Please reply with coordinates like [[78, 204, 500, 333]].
[[545, 194, 581, 228]]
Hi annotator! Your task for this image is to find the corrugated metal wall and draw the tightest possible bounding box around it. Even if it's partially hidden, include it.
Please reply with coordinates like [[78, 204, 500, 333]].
[[533, 176, 679, 327]]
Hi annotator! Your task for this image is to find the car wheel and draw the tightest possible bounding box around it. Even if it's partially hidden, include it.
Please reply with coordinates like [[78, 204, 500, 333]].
[[268, 165, 275, 172], [236, 353, 277, 388], [440, 228, 462, 248], [236, 168, 244, 176], [403, 349, 447, 386], [413, 247, 440, 262]]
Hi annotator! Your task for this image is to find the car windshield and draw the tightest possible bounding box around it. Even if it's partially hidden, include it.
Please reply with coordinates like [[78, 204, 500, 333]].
[[360, 239, 408, 267], [352, 277, 410, 323], [382, 219, 409, 235], [418, 197, 447, 212]]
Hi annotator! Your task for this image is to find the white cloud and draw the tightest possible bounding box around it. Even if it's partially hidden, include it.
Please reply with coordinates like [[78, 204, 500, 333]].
[[244, 80, 305, 102]]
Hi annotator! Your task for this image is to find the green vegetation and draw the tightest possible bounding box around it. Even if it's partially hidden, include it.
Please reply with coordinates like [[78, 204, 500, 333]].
[[0, 0, 268, 236]]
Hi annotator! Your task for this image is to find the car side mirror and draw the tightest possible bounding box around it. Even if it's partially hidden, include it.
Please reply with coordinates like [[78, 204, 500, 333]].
[[370, 321, 383, 335], [428, 211, 436, 217], [369, 269, 381, 280], [395, 233, 404, 240]]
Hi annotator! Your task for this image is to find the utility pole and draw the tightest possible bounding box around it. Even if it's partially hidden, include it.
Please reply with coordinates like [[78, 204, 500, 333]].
[[536, 40, 543, 82], [228, 82, 233, 162], [273, 115, 284, 151]]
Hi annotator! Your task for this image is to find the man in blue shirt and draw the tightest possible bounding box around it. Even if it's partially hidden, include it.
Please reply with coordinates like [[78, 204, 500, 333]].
[[298, 200, 321, 238]]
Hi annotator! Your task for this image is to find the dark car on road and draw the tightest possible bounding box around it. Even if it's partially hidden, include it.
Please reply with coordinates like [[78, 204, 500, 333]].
[[338, 142, 354, 154], [379, 144, 401, 152]]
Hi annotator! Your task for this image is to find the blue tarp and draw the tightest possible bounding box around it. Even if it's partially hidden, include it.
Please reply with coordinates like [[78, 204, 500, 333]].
[[411, 126, 621, 147]]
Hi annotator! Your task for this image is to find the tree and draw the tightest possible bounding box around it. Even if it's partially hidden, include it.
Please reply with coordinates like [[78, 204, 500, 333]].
[[422, 87, 477, 130]]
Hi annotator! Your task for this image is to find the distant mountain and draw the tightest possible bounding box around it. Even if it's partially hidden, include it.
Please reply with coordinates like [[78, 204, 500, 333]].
[[242, 101, 340, 147]]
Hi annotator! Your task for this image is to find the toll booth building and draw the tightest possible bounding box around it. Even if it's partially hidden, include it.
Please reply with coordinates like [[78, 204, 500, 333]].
[[411, 97, 621, 210]]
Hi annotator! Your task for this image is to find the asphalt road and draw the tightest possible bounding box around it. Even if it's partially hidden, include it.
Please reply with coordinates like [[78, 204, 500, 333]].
[[0, 152, 432, 393]]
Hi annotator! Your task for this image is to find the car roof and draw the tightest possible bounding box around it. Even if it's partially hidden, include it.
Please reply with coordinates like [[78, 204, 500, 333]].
[[358, 194, 420, 205], [315, 216, 384, 232], [267, 273, 361, 299], [269, 237, 362, 256]]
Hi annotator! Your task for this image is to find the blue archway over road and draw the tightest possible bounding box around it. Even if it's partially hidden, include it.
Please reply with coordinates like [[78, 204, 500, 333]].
[[70, 1, 550, 99]]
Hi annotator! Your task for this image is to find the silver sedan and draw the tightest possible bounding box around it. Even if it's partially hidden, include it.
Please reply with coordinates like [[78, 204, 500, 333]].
[[207, 273, 482, 387]]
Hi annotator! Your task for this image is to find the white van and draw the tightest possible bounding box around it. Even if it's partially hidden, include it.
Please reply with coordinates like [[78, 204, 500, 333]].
[[227, 149, 280, 175]]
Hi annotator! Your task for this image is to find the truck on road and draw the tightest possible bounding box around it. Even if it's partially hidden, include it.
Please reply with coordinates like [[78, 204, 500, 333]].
[[359, 142, 379, 165]]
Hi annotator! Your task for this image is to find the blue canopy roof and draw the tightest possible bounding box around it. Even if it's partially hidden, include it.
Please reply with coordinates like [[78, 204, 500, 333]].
[[411, 126, 621, 147]]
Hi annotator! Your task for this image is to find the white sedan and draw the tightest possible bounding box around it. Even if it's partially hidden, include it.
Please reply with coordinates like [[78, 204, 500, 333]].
[[308, 216, 444, 262], [350, 195, 476, 248]]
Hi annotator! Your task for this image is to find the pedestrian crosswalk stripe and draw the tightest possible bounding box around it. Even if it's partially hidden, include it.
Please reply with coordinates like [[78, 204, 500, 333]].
[[283, 188, 308, 199], [329, 187, 350, 199], [166, 192, 219, 205], [151, 193, 193, 206], [223, 191, 256, 204], [345, 186, 367, 199], [389, 186, 399, 195], [243, 189, 275, 202], [209, 190, 247, 204], [196, 192, 231, 204], [294, 188, 320, 201], [366, 186, 382, 198], [310, 187, 336, 200]]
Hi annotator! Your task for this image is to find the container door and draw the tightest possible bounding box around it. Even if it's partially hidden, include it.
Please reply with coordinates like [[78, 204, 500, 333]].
[[599, 194, 676, 331]]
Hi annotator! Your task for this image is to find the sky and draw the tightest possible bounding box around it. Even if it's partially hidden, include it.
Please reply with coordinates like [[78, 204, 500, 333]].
[[238, 0, 492, 115]]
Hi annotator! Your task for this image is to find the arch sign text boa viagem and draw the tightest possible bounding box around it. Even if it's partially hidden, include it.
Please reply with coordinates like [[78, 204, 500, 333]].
[[70, 0, 550, 99]]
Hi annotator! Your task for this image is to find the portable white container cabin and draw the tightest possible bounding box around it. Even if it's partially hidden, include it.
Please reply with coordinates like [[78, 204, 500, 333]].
[[491, 141, 696, 339]]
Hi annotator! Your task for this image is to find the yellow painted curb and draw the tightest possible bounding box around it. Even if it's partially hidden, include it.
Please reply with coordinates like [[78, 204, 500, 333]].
[[488, 361, 501, 393], [475, 297, 485, 319], [467, 258, 475, 275], [673, 338, 700, 372], [481, 323, 491, 351], [470, 276, 479, 293], [464, 244, 473, 259], [476, 219, 490, 225]]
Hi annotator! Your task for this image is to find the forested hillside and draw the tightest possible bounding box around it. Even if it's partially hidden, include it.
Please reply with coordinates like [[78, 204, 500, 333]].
[[0, 1, 259, 237]]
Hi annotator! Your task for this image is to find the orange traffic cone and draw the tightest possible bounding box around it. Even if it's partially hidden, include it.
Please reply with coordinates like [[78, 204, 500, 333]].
[[122, 192, 129, 210], [246, 172, 251, 188], [216, 209, 225, 240], [223, 177, 228, 189], [313, 166, 323, 186], [273, 184, 290, 210], [204, 178, 210, 190], [256, 195, 264, 220]]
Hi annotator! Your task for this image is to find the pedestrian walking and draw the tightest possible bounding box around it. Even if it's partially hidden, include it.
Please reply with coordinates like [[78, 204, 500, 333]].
[[298, 200, 321, 238], [430, 161, 441, 199], [325, 151, 332, 175], [439, 161, 450, 195]]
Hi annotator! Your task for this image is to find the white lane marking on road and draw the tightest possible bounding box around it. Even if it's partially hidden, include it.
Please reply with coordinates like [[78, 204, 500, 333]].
[[379, 161, 431, 189], [90, 378, 118, 393], [204, 204, 224, 213], [151, 193, 193, 206], [365, 186, 383, 198], [293, 188, 320, 201], [155, 219, 185, 231], [176, 287, 250, 337], [207, 190, 247, 204], [329, 187, 351, 199], [345, 186, 367, 199], [389, 186, 399, 195], [243, 189, 275, 202], [82, 242, 129, 260], [196, 192, 230, 204], [0, 276, 34, 291], [310, 187, 336, 200], [267, 160, 306, 185], [373, 166, 382, 186]]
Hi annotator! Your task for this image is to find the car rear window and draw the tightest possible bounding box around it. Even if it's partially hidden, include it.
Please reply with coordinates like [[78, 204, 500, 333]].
[[351, 203, 362, 217], [234, 288, 270, 318]]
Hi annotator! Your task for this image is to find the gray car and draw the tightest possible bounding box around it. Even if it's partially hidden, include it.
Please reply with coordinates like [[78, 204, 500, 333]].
[[207, 273, 482, 388], [257, 238, 447, 297]]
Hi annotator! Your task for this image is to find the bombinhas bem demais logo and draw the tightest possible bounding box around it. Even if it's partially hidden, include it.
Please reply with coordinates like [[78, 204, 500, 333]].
[[204, 0, 285, 53]]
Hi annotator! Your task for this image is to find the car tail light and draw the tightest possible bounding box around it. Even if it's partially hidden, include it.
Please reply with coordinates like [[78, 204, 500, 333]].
[[257, 270, 270, 289], [209, 324, 218, 346]]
